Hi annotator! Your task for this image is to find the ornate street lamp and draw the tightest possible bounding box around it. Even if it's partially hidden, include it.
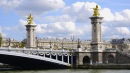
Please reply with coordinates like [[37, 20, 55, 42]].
[[71, 35, 74, 68], [61, 39, 64, 49], [71, 35, 74, 49], [49, 40, 52, 48], [77, 38, 81, 48], [36, 37, 39, 48], [8, 38, 11, 47]]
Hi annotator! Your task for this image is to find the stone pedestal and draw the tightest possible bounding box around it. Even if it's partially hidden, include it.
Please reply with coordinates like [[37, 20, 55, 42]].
[[25, 24, 36, 48]]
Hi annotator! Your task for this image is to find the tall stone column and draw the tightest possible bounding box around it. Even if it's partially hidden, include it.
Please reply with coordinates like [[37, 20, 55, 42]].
[[90, 17, 103, 51], [89, 5, 104, 63], [25, 14, 36, 48]]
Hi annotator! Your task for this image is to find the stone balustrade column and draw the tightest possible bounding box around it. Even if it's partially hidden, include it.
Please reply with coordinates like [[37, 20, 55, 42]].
[[50, 52, 52, 58], [56, 53, 58, 60], [44, 52, 45, 57], [68, 55, 69, 64], [62, 54, 64, 62]]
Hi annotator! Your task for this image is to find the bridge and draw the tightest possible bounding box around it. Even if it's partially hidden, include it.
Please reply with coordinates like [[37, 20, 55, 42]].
[[1, 47, 130, 69], [0, 47, 76, 69]]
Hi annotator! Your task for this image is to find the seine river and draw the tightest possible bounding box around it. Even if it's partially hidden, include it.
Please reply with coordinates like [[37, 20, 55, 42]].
[[0, 69, 130, 73]]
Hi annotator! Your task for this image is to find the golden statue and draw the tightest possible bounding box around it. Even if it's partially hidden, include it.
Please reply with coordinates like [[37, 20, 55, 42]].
[[91, 5, 100, 16], [27, 14, 34, 24]]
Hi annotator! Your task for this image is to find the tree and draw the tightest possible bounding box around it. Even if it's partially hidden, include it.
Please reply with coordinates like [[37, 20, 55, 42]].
[[0, 33, 2, 47], [19, 42, 25, 48]]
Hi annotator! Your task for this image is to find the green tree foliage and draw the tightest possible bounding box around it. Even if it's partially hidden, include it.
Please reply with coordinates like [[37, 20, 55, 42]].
[[0, 33, 2, 47], [19, 42, 25, 48]]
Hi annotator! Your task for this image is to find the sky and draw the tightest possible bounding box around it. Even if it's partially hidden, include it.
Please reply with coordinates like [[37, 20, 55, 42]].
[[0, 0, 130, 41]]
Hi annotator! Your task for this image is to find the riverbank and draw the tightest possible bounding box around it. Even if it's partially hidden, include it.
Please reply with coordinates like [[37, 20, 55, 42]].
[[74, 64, 130, 69]]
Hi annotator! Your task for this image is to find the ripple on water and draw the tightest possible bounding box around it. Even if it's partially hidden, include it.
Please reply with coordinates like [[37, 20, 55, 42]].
[[0, 69, 130, 73]]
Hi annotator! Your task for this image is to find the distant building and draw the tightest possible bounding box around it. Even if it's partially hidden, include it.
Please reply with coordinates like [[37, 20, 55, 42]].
[[1, 36, 113, 50], [110, 38, 130, 52], [1, 38, 20, 47]]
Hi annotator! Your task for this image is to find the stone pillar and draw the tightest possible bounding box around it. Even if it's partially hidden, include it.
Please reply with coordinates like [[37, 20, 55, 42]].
[[90, 16, 103, 51], [90, 16, 103, 63], [25, 24, 36, 48]]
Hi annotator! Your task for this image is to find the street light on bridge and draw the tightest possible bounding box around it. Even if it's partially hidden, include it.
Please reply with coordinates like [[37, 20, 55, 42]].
[[61, 39, 64, 49], [71, 35, 74, 50], [71, 35, 74, 68], [49, 40, 52, 48], [8, 38, 11, 47], [36, 37, 39, 48]]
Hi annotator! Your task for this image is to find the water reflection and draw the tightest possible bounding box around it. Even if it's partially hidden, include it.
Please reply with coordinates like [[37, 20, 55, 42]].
[[0, 69, 129, 73], [89, 69, 103, 73]]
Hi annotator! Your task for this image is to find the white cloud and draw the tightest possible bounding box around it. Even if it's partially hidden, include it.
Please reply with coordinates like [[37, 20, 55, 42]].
[[0, 0, 65, 15], [4, 26, 19, 31], [0, 26, 6, 37], [100, 8, 114, 22], [36, 24, 47, 34], [1, 1, 130, 40], [17, 1, 130, 40], [102, 25, 108, 34], [18, 20, 88, 39], [116, 27, 130, 35], [16, 0, 65, 15], [19, 19, 27, 27], [121, 9, 130, 19], [62, 1, 130, 27], [63, 2, 98, 23], [43, 14, 73, 23], [0, 0, 22, 10], [46, 21, 76, 33]]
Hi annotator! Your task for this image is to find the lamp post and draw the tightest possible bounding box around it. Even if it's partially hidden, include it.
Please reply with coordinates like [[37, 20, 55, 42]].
[[77, 38, 81, 48], [62, 39, 64, 49], [71, 35, 74, 49], [43, 40, 44, 49], [49, 40, 52, 48], [8, 38, 11, 47], [71, 35, 74, 68], [36, 37, 39, 48]]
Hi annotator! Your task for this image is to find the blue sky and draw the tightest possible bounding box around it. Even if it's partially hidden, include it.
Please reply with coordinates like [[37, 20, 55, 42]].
[[0, 0, 130, 41]]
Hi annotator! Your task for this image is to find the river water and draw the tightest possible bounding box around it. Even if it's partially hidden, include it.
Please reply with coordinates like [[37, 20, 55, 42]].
[[0, 69, 130, 73]]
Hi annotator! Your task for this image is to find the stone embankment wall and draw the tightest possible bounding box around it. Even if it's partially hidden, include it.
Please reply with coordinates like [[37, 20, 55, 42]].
[[74, 64, 130, 69]]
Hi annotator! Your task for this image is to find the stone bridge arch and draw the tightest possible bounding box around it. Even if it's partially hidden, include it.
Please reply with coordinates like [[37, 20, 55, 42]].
[[103, 52, 116, 64], [76, 52, 91, 65], [83, 56, 90, 64], [107, 54, 115, 63]]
